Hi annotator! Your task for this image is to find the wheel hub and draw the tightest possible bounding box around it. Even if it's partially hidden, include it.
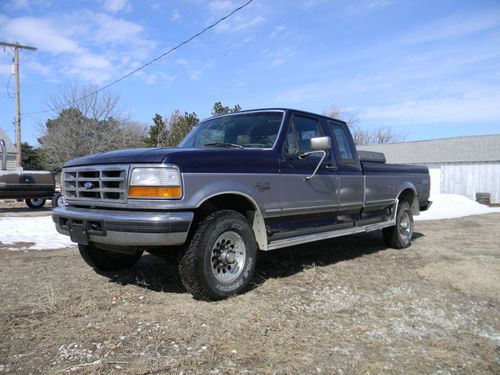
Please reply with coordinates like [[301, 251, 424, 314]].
[[210, 231, 246, 283], [220, 250, 236, 265]]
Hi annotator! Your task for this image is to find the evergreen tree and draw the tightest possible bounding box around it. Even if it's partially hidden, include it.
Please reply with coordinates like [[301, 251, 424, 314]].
[[21, 142, 45, 170], [211, 101, 241, 116], [146, 114, 167, 147]]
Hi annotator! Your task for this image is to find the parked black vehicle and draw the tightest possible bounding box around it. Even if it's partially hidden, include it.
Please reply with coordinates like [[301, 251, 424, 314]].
[[53, 109, 431, 300], [0, 139, 62, 209]]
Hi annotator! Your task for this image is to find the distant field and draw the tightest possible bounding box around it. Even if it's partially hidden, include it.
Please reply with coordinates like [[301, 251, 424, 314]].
[[0, 213, 499, 374]]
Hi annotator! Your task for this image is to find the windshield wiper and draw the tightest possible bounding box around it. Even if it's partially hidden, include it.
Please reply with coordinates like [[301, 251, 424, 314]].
[[203, 143, 244, 149]]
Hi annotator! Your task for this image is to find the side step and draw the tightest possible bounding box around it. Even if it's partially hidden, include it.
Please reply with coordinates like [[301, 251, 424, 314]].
[[265, 220, 395, 251]]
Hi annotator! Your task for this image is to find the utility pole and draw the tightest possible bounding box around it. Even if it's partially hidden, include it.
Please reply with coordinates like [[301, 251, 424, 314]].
[[0, 42, 37, 167]]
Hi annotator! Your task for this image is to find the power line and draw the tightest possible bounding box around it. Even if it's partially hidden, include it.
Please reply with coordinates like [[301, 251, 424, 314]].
[[22, 0, 255, 116], [6, 74, 16, 99]]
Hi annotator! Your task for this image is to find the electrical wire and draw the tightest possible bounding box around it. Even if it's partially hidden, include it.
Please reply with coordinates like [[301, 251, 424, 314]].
[[21, 0, 255, 116], [6, 74, 15, 99]]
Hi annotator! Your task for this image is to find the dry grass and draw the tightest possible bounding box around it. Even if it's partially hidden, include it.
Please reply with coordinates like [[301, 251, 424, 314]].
[[0, 213, 499, 374]]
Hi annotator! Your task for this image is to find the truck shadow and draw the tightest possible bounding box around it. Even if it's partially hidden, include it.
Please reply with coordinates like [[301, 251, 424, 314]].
[[101, 231, 424, 295]]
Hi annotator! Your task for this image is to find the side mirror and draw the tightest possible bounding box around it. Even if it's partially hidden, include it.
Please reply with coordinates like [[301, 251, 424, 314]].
[[310, 136, 332, 151], [299, 136, 332, 181]]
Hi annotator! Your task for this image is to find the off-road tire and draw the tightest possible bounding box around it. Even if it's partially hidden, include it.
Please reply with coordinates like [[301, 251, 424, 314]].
[[78, 243, 143, 271], [178, 210, 257, 301], [383, 201, 414, 249], [25, 198, 46, 209]]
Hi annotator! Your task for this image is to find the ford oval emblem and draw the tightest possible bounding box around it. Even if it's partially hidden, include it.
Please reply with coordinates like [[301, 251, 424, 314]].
[[83, 181, 94, 190]]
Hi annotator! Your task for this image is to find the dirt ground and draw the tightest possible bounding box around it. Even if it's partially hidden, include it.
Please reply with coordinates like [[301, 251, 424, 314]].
[[0, 210, 499, 375]]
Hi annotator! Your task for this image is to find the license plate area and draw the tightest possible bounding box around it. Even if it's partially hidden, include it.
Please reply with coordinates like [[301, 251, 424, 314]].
[[64, 219, 106, 245], [68, 220, 88, 245]]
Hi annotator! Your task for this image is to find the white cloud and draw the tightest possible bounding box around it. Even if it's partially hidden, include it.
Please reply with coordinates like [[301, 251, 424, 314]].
[[209, 0, 234, 14], [215, 15, 265, 32], [0, 11, 157, 85], [207, 0, 265, 33], [264, 46, 296, 67], [2, 17, 83, 54], [4, 0, 30, 10], [360, 92, 500, 124], [189, 71, 202, 80], [101, 0, 132, 13], [402, 10, 500, 46], [171, 8, 181, 22]]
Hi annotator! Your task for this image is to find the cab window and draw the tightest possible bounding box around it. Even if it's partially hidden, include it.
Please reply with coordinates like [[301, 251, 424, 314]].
[[284, 115, 323, 156], [328, 121, 354, 161]]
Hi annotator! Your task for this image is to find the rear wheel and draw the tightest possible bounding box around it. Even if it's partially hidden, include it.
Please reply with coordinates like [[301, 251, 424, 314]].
[[25, 198, 46, 209], [78, 243, 143, 271], [178, 210, 257, 301], [383, 201, 414, 249]]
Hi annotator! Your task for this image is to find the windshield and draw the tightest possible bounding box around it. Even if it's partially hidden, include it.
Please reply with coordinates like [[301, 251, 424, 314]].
[[179, 111, 284, 149]]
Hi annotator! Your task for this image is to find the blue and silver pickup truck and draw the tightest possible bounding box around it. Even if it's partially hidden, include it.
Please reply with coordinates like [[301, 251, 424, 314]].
[[53, 108, 431, 300]]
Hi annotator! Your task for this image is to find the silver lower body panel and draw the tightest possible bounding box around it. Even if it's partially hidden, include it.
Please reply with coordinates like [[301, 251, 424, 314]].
[[52, 206, 193, 247]]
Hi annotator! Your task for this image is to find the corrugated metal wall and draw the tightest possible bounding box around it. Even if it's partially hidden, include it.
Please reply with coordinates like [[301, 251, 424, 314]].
[[6, 154, 17, 170], [439, 162, 500, 203]]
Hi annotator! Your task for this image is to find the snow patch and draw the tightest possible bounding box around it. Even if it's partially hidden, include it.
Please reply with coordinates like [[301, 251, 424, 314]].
[[0, 216, 74, 251], [416, 194, 500, 221]]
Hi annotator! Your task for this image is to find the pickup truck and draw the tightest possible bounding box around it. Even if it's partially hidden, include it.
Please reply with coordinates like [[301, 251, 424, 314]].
[[52, 109, 431, 300], [0, 139, 62, 208]]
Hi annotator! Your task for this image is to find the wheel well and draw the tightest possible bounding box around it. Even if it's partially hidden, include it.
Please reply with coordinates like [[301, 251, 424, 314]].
[[195, 194, 256, 223], [398, 188, 419, 214], [190, 193, 267, 250]]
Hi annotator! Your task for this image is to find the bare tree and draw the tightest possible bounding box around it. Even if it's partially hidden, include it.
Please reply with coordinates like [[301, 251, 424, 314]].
[[39, 84, 147, 171], [325, 106, 405, 145]]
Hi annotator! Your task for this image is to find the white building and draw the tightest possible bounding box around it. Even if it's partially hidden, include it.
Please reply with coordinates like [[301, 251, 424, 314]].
[[359, 135, 500, 204], [0, 127, 18, 170]]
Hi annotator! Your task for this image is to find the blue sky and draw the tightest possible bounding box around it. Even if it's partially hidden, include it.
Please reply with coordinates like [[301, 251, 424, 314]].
[[0, 0, 499, 146]]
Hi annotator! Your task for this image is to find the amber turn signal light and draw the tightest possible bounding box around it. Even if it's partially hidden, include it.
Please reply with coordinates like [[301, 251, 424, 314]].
[[128, 186, 182, 198]]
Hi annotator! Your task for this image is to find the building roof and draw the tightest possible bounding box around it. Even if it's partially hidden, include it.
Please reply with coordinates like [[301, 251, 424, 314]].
[[0, 126, 17, 153], [358, 134, 500, 164]]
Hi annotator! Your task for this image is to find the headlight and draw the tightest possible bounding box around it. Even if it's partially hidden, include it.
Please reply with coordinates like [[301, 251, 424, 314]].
[[128, 167, 182, 199]]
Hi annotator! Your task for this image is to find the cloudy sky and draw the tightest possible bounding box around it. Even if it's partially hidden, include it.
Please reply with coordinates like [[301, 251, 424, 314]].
[[1, 0, 499, 146]]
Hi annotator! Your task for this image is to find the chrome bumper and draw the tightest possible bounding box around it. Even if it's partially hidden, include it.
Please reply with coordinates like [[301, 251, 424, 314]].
[[52, 206, 193, 247]]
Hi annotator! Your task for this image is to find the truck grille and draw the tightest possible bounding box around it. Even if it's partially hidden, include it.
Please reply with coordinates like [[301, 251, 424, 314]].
[[62, 165, 128, 203]]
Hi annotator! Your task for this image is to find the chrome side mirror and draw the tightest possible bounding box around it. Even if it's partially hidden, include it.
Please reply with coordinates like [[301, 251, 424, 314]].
[[310, 136, 332, 151], [299, 136, 332, 181]]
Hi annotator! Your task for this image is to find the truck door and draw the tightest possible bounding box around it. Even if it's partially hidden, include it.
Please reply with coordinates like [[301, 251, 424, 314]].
[[276, 114, 340, 236], [327, 121, 364, 225]]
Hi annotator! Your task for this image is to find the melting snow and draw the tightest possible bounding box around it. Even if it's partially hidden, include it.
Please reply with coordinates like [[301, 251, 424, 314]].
[[0, 216, 74, 251], [416, 194, 500, 221]]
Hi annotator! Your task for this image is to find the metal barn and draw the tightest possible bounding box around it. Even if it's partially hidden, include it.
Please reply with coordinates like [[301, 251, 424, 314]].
[[359, 135, 500, 204]]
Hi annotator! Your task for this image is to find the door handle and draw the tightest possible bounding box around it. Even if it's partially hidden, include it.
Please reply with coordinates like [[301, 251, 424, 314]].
[[326, 164, 338, 171]]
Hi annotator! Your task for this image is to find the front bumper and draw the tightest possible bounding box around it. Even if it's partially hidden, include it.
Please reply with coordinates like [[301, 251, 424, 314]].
[[52, 206, 193, 247]]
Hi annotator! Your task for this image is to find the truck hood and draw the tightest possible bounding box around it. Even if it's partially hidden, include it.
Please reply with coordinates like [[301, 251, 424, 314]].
[[64, 147, 280, 173], [64, 148, 175, 167]]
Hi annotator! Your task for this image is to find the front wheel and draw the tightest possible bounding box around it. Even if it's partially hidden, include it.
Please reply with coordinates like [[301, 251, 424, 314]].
[[178, 210, 257, 301], [78, 243, 143, 271], [52, 193, 65, 208], [25, 198, 46, 209], [383, 201, 414, 249]]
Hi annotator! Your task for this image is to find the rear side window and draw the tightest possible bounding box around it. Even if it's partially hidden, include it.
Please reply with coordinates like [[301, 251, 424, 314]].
[[284, 116, 323, 156], [329, 122, 354, 161]]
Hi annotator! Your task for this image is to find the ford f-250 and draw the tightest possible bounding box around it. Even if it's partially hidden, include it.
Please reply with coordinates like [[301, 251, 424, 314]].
[[52, 109, 431, 300]]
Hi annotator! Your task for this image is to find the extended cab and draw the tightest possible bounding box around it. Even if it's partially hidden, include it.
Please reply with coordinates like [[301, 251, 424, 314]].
[[53, 109, 431, 300]]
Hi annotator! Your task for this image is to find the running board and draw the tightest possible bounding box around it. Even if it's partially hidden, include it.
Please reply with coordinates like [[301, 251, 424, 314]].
[[265, 219, 396, 251]]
